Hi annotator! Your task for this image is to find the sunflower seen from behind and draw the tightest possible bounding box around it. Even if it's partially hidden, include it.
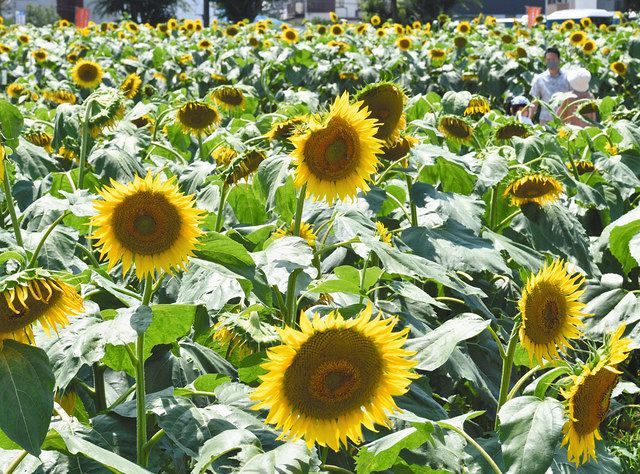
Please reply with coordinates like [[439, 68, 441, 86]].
[[291, 92, 382, 204], [356, 82, 407, 143], [561, 325, 632, 465], [91, 173, 204, 280], [251, 304, 418, 451], [211, 86, 246, 112], [504, 173, 563, 206], [518, 259, 588, 364]]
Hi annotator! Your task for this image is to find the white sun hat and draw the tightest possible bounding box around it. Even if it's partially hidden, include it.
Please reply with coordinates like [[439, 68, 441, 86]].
[[566, 67, 591, 92]]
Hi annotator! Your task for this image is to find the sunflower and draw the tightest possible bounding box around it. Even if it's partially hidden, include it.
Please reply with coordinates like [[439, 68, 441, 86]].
[[211, 86, 246, 111], [495, 120, 530, 140], [518, 259, 588, 364], [0, 44, 10, 54], [274, 220, 317, 246], [330, 24, 344, 35], [125, 21, 139, 34], [57, 146, 78, 161], [569, 31, 586, 45], [6, 83, 28, 99], [281, 28, 299, 44], [514, 46, 528, 58], [71, 60, 103, 89], [18, 34, 30, 44], [178, 53, 192, 65], [290, 92, 383, 204], [580, 17, 592, 28], [456, 21, 471, 34], [131, 115, 154, 129], [561, 19, 575, 30], [376, 29, 386, 38], [356, 24, 368, 34], [44, 90, 77, 105], [464, 96, 490, 116], [379, 135, 418, 162], [91, 173, 203, 279], [25, 131, 53, 153], [501, 33, 514, 44], [198, 38, 212, 49], [371, 15, 381, 26], [356, 82, 407, 143], [224, 150, 266, 185], [428, 48, 446, 62], [250, 304, 417, 451], [339, 72, 358, 81], [317, 25, 327, 35], [605, 143, 618, 155], [453, 35, 467, 49], [582, 39, 596, 54], [610, 61, 627, 76], [176, 101, 221, 136], [504, 173, 563, 206], [395, 37, 412, 51], [561, 325, 632, 465], [567, 160, 595, 175], [212, 146, 238, 166], [32, 48, 48, 63], [266, 116, 308, 141], [375, 222, 392, 245], [0, 275, 84, 346], [119, 73, 142, 99], [438, 115, 473, 143], [327, 40, 350, 53]]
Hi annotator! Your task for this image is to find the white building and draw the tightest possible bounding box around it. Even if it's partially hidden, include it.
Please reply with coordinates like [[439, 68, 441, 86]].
[[282, 0, 360, 21], [546, 0, 620, 14]]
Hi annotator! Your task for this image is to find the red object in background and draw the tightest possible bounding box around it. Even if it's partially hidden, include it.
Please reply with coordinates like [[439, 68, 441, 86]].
[[75, 7, 90, 27], [526, 6, 543, 27]]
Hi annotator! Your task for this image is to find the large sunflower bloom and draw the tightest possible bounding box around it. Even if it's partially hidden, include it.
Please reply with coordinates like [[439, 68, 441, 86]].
[[504, 173, 563, 206], [71, 60, 103, 89], [561, 325, 632, 465], [251, 304, 418, 451], [176, 101, 221, 136], [91, 173, 204, 279], [518, 259, 588, 364], [291, 92, 383, 204], [0, 276, 84, 346]]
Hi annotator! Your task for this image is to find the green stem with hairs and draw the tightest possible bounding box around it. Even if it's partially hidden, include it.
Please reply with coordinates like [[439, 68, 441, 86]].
[[28, 211, 68, 268], [5, 450, 28, 474], [488, 186, 499, 230], [2, 165, 23, 246], [93, 363, 107, 412], [284, 184, 307, 327], [77, 99, 93, 189], [404, 174, 418, 227], [214, 182, 229, 232], [495, 322, 521, 429], [359, 255, 370, 304], [437, 422, 502, 474], [136, 274, 154, 467]]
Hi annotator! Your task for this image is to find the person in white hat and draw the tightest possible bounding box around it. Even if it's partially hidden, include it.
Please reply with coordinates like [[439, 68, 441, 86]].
[[510, 95, 534, 126], [558, 67, 596, 127]]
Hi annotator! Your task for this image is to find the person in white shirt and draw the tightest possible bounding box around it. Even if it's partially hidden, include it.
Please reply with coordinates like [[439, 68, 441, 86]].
[[529, 47, 571, 125], [510, 96, 534, 126], [558, 67, 596, 127]]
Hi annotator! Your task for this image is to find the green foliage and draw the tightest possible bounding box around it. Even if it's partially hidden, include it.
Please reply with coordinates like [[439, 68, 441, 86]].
[[25, 4, 59, 27]]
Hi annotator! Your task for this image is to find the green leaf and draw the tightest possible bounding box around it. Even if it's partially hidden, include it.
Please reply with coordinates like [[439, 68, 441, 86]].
[[10, 138, 58, 179], [240, 441, 315, 473], [193, 429, 261, 473], [405, 313, 490, 371], [195, 232, 256, 272], [609, 219, 640, 273], [237, 352, 267, 384], [419, 157, 477, 195], [88, 142, 145, 183], [227, 183, 269, 225], [498, 396, 564, 474], [0, 100, 24, 140], [256, 154, 292, 212], [0, 341, 55, 456]]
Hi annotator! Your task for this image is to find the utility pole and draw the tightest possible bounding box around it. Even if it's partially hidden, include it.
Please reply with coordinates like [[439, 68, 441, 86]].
[[203, 0, 210, 25]]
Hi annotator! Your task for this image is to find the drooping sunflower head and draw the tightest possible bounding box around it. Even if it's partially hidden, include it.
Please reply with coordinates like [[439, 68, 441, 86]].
[[504, 173, 563, 206], [211, 146, 238, 167], [567, 160, 595, 175], [560, 325, 632, 466], [395, 36, 412, 51], [176, 101, 221, 136], [120, 73, 142, 99], [0, 274, 84, 347], [224, 150, 266, 185], [71, 60, 104, 89], [85, 88, 126, 138], [210, 86, 246, 111], [25, 130, 53, 153], [290, 91, 383, 204], [266, 116, 308, 141], [518, 259, 588, 364], [91, 173, 204, 279], [213, 311, 279, 361], [273, 220, 317, 247], [356, 82, 407, 143], [610, 61, 627, 76], [495, 120, 531, 141], [569, 31, 586, 45], [375, 222, 392, 246], [32, 48, 48, 63], [43, 89, 77, 105], [463, 95, 490, 116], [438, 115, 474, 143], [281, 28, 299, 44], [250, 304, 418, 451], [379, 134, 418, 162]]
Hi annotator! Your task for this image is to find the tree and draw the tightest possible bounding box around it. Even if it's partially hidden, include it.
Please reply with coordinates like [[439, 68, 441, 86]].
[[214, 0, 262, 23], [93, 0, 180, 24], [26, 4, 59, 26]]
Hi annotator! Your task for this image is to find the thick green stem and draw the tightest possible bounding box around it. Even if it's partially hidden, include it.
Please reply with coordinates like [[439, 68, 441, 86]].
[[28, 212, 68, 268], [142, 428, 165, 466], [214, 182, 228, 232], [5, 450, 28, 474], [488, 186, 499, 230], [437, 422, 502, 474], [507, 364, 547, 401], [293, 183, 306, 236], [283, 184, 307, 327], [77, 100, 93, 189], [495, 322, 520, 429], [319, 465, 352, 474], [404, 175, 418, 227], [136, 274, 154, 466], [93, 363, 107, 412], [359, 255, 370, 304], [2, 165, 23, 246]]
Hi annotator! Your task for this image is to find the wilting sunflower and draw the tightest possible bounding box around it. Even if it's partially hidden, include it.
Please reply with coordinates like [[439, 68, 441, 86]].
[[610, 61, 627, 76], [0, 275, 84, 346], [392, 36, 410, 51], [71, 60, 103, 89], [582, 39, 596, 54], [569, 31, 586, 45], [561, 325, 632, 465], [495, 120, 530, 140], [120, 73, 142, 99], [518, 259, 588, 364], [32, 48, 48, 63], [6, 83, 28, 99], [43, 90, 77, 105], [250, 304, 417, 451], [85, 88, 125, 137], [211, 86, 246, 111], [281, 28, 299, 44], [91, 173, 204, 279], [25, 131, 53, 153], [356, 82, 407, 143], [567, 160, 595, 175], [266, 116, 308, 141], [176, 101, 221, 136], [375, 222, 392, 246], [224, 150, 266, 185], [438, 115, 474, 143], [464, 96, 490, 116], [504, 173, 563, 206], [291, 92, 383, 204], [379, 134, 418, 162], [212, 146, 238, 166], [274, 220, 317, 246]]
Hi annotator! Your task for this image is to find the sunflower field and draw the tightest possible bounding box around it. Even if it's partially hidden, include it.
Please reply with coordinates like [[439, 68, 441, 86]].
[[1, 10, 640, 474]]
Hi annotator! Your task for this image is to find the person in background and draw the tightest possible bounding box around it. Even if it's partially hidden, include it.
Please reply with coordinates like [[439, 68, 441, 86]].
[[510, 96, 534, 125], [504, 96, 514, 116], [529, 46, 571, 125], [558, 67, 596, 127]]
